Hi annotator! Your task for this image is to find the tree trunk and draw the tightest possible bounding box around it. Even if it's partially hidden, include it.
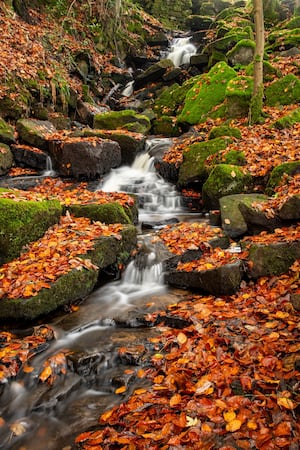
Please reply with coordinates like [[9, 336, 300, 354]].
[[249, 0, 265, 125]]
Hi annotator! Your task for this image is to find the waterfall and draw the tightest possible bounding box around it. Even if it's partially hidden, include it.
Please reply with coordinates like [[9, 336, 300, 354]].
[[42, 155, 56, 176], [167, 36, 197, 67], [121, 80, 134, 97]]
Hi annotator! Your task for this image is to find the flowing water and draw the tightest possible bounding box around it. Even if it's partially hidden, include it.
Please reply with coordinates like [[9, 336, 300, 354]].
[[166, 36, 197, 67], [0, 138, 200, 449]]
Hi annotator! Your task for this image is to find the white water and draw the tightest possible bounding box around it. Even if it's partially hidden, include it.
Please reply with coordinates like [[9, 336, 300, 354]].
[[167, 36, 197, 67], [100, 138, 184, 222], [42, 155, 56, 177]]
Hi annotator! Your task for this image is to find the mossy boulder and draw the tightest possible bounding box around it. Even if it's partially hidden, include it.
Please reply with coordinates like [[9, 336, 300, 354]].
[[94, 110, 151, 134], [226, 39, 255, 66], [277, 195, 300, 220], [0, 198, 62, 264], [0, 225, 137, 320], [0, 144, 13, 175], [225, 75, 253, 118], [285, 15, 300, 30], [266, 161, 300, 194], [219, 193, 269, 238], [153, 82, 195, 118], [16, 118, 56, 151], [208, 149, 246, 167], [267, 28, 300, 51], [272, 107, 300, 129], [185, 15, 214, 31], [208, 125, 242, 140], [66, 202, 138, 225], [178, 137, 231, 187], [152, 116, 181, 137], [178, 62, 237, 125], [246, 240, 300, 279], [202, 164, 252, 209], [265, 74, 300, 106], [0, 117, 16, 145], [245, 60, 281, 82]]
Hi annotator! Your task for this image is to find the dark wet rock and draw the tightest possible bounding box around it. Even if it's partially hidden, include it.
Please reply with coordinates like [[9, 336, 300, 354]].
[[186, 15, 214, 31], [154, 158, 179, 184], [165, 260, 244, 295], [220, 194, 269, 239], [76, 101, 110, 127], [16, 118, 56, 151], [134, 59, 175, 90], [154, 314, 192, 329], [80, 128, 146, 166], [0, 143, 13, 175], [277, 195, 300, 220], [141, 217, 179, 230], [190, 53, 209, 70], [245, 240, 300, 279], [239, 201, 284, 234], [48, 136, 121, 180], [11, 144, 48, 171], [68, 352, 106, 377], [117, 344, 147, 365], [146, 31, 169, 47]]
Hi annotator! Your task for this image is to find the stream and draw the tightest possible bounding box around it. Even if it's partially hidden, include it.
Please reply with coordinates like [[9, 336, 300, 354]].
[[0, 39, 200, 450]]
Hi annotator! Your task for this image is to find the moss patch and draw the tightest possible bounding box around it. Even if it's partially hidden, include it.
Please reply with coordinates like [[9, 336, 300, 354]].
[[0, 117, 15, 144], [266, 161, 300, 194], [94, 110, 151, 134], [208, 125, 241, 140], [265, 74, 300, 106], [66, 202, 133, 224], [272, 107, 300, 129], [177, 61, 236, 125], [225, 75, 253, 118], [0, 198, 62, 264]]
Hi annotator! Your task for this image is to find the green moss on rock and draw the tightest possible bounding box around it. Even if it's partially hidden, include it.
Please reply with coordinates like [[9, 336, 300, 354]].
[[178, 137, 231, 186], [0, 198, 62, 264], [265, 74, 300, 106], [225, 75, 253, 118], [152, 116, 181, 137], [0, 117, 15, 144], [94, 110, 151, 134], [0, 143, 13, 175], [208, 125, 242, 140], [272, 107, 300, 129], [66, 202, 134, 224], [245, 60, 281, 82], [226, 39, 255, 66], [202, 163, 252, 209], [178, 62, 237, 125], [266, 161, 300, 194]]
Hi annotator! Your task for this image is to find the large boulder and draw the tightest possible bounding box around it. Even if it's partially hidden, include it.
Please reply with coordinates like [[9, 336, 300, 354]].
[[225, 75, 253, 118], [48, 136, 121, 179], [202, 164, 252, 209], [266, 161, 300, 194], [16, 119, 56, 150], [76, 101, 110, 127], [0, 197, 62, 264], [0, 144, 13, 176], [177, 61, 237, 125], [67, 202, 138, 225], [134, 59, 174, 89], [94, 110, 151, 134], [80, 128, 146, 165], [226, 39, 255, 66], [265, 74, 300, 106], [11, 144, 48, 171]]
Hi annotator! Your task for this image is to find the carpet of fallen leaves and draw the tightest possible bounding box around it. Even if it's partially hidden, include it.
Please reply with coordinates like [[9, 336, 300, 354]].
[[155, 222, 225, 255], [0, 177, 135, 208], [0, 214, 124, 300], [75, 259, 300, 449], [242, 223, 300, 246]]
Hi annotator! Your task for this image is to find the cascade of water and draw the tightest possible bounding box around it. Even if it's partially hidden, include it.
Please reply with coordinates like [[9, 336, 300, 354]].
[[42, 155, 56, 177], [121, 80, 134, 97], [100, 137, 185, 221], [166, 36, 197, 67]]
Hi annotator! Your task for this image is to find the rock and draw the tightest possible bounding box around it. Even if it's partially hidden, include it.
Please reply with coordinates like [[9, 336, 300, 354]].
[[239, 202, 284, 234], [48, 136, 121, 180], [178, 61, 237, 125], [225, 75, 253, 118], [76, 101, 110, 127], [67, 202, 138, 225], [154, 158, 179, 184], [272, 107, 300, 129], [178, 137, 231, 187], [202, 164, 252, 210], [0, 197, 62, 264], [208, 125, 242, 140], [152, 116, 182, 137], [245, 241, 300, 279], [277, 195, 300, 220], [94, 110, 151, 134], [219, 194, 270, 239], [291, 294, 300, 311], [134, 59, 175, 90], [11, 144, 48, 171], [146, 31, 169, 47], [165, 260, 244, 295], [186, 15, 214, 31], [81, 128, 146, 165], [0, 225, 137, 320], [189, 53, 209, 71], [226, 39, 255, 66], [265, 74, 300, 106], [266, 161, 300, 195], [0, 117, 16, 144], [0, 143, 13, 175], [16, 119, 57, 151]]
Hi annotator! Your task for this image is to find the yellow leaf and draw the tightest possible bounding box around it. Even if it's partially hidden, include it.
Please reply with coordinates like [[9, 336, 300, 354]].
[[275, 311, 289, 319], [134, 388, 147, 395], [224, 410, 236, 422], [277, 397, 295, 410], [201, 423, 212, 433], [39, 365, 52, 382], [247, 420, 258, 430], [186, 416, 198, 427], [226, 419, 242, 432], [177, 332, 188, 345], [170, 393, 181, 407], [115, 385, 126, 394]]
